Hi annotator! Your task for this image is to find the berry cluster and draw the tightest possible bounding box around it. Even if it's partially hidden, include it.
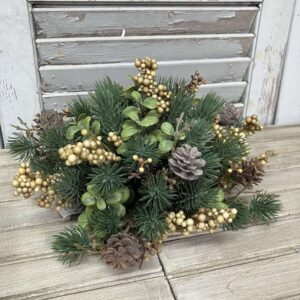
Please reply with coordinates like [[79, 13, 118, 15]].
[[166, 207, 237, 235], [132, 155, 153, 173], [244, 114, 263, 134], [58, 137, 120, 166], [133, 57, 172, 114], [107, 132, 123, 147], [213, 123, 224, 139], [12, 163, 44, 198]]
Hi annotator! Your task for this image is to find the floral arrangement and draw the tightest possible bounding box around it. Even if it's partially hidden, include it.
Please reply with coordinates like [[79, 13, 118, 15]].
[[8, 58, 281, 270]]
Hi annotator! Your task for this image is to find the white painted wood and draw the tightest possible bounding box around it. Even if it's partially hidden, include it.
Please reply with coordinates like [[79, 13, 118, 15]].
[[33, 6, 258, 38], [245, 0, 295, 124], [42, 82, 247, 110], [0, 0, 41, 145], [0, 254, 162, 300], [57, 277, 175, 300], [275, 1, 300, 125], [36, 34, 254, 65], [170, 253, 300, 299], [40, 58, 251, 93], [30, 0, 263, 3]]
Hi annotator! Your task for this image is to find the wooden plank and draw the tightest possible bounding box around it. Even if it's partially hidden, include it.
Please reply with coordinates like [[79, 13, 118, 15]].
[[56, 277, 174, 300], [160, 215, 300, 277], [170, 253, 300, 299], [0, 0, 41, 145], [0, 254, 162, 300], [33, 6, 258, 39], [245, 0, 295, 124], [275, 1, 300, 125], [0, 198, 61, 231], [30, 0, 263, 3], [40, 58, 251, 93], [36, 34, 254, 65], [42, 82, 247, 110]]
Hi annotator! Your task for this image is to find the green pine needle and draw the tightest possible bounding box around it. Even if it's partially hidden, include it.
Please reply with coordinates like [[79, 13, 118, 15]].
[[201, 151, 221, 182], [133, 207, 167, 242], [89, 206, 124, 240], [89, 164, 128, 198], [68, 95, 92, 119], [90, 77, 126, 134], [139, 174, 176, 213], [249, 191, 282, 223], [7, 132, 37, 162], [53, 167, 88, 206], [223, 200, 250, 230], [176, 181, 218, 212], [52, 225, 91, 266], [189, 92, 225, 122], [213, 136, 248, 166], [185, 118, 214, 150]]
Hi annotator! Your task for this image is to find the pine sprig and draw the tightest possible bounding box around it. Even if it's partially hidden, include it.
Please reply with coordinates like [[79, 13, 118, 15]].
[[249, 191, 282, 223], [139, 174, 176, 213], [189, 92, 224, 122], [201, 151, 221, 182], [89, 207, 124, 240], [7, 132, 37, 162], [89, 164, 128, 198], [52, 225, 91, 265], [53, 167, 88, 206], [185, 118, 214, 150], [213, 136, 248, 166], [90, 77, 126, 134], [133, 207, 167, 241], [68, 95, 92, 119], [223, 199, 250, 230]]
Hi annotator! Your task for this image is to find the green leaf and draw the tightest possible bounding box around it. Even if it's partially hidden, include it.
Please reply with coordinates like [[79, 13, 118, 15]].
[[138, 110, 160, 127], [81, 192, 96, 206], [96, 198, 107, 210], [151, 129, 169, 142], [119, 187, 130, 203], [215, 190, 225, 202], [77, 116, 91, 129], [87, 184, 97, 197], [158, 140, 174, 154], [121, 120, 139, 141], [114, 203, 126, 217], [106, 191, 123, 205], [78, 113, 87, 121], [207, 202, 228, 209], [116, 143, 128, 154], [91, 120, 101, 134], [78, 212, 89, 228], [178, 132, 186, 140], [122, 106, 140, 122], [143, 97, 158, 109], [66, 125, 80, 140], [161, 122, 175, 136], [145, 135, 158, 145], [131, 91, 142, 103]]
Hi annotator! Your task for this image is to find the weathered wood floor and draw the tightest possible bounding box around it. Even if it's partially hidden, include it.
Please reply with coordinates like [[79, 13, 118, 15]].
[[0, 126, 300, 300]]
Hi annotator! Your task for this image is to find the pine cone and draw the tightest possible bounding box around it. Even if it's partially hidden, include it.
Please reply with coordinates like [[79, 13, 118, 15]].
[[234, 159, 265, 186], [169, 144, 206, 181], [219, 103, 241, 126], [101, 233, 144, 270], [34, 110, 64, 131]]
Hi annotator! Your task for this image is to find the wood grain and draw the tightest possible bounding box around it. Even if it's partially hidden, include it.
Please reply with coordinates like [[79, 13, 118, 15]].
[[0, 255, 162, 300], [36, 34, 254, 65], [170, 253, 300, 299], [160, 216, 300, 277], [33, 6, 258, 38], [56, 277, 174, 300], [42, 82, 247, 110], [40, 58, 251, 92]]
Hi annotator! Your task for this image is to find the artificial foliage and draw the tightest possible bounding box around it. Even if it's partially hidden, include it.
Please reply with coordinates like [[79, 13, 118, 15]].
[[8, 57, 282, 271]]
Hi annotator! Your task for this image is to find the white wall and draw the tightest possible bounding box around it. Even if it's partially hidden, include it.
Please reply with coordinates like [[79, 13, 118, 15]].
[[275, 1, 300, 125], [0, 0, 41, 145]]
